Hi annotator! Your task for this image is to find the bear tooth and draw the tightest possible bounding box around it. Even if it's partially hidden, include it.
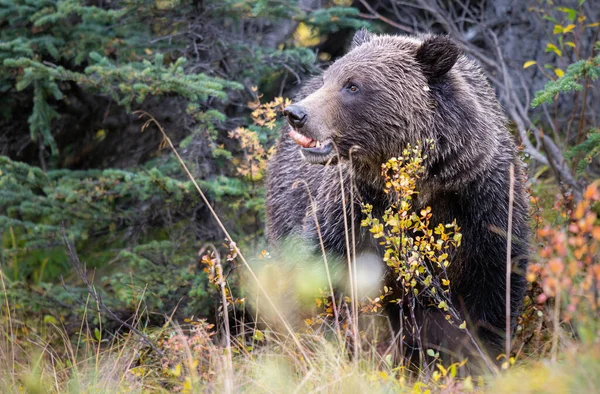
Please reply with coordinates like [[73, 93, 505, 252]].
[[316, 141, 321, 148]]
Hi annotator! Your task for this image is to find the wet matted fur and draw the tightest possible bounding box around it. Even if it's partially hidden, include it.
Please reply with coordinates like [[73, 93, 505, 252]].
[[266, 30, 529, 366]]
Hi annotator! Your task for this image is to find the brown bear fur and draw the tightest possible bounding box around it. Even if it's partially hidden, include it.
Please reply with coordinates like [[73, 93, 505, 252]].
[[266, 31, 529, 366]]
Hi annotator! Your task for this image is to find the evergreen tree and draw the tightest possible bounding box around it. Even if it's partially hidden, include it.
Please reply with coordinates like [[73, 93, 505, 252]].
[[0, 0, 366, 326]]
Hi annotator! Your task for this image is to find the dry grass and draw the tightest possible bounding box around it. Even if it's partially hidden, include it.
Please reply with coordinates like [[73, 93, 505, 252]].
[[2, 279, 600, 394], [2, 116, 600, 393]]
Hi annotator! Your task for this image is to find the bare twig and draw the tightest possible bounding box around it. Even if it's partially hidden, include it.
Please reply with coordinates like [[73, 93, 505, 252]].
[[349, 147, 361, 357], [335, 146, 360, 361], [293, 180, 341, 338], [200, 243, 233, 391], [358, 0, 414, 33], [551, 291, 561, 362], [215, 252, 233, 392], [505, 164, 514, 360], [0, 270, 16, 387]]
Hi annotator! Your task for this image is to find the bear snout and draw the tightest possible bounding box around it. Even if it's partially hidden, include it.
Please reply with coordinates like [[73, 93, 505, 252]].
[[283, 105, 308, 129]]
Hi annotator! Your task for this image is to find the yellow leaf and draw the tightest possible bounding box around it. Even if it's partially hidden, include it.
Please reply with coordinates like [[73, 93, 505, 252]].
[[463, 376, 474, 391], [95, 128, 106, 141], [437, 363, 448, 376], [252, 330, 265, 342], [563, 24, 576, 33], [144, 48, 152, 55], [43, 315, 58, 324], [565, 41, 576, 48], [557, 7, 576, 22], [318, 52, 331, 61], [554, 68, 565, 78], [182, 377, 193, 394], [586, 22, 600, 28], [523, 60, 537, 69], [293, 22, 321, 47], [546, 43, 562, 57], [553, 25, 563, 34], [170, 363, 182, 377], [459, 321, 467, 329]]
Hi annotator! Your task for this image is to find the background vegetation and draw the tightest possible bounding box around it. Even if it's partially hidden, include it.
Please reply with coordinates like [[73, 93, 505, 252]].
[[1, 0, 599, 392]]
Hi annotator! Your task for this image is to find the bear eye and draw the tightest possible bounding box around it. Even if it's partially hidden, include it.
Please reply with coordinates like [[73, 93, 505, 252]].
[[344, 82, 360, 93]]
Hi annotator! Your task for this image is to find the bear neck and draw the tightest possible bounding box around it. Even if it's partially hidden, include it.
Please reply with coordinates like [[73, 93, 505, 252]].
[[346, 131, 507, 201]]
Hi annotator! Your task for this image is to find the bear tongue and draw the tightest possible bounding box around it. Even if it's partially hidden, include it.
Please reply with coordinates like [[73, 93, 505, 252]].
[[288, 129, 315, 148]]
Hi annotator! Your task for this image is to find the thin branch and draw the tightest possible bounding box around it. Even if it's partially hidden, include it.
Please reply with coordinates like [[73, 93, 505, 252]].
[[505, 164, 514, 360], [335, 146, 360, 361], [358, 0, 414, 33], [292, 179, 341, 339]]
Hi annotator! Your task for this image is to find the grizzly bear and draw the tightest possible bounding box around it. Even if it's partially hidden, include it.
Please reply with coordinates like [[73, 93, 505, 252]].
[[266, 30, 529, 366]]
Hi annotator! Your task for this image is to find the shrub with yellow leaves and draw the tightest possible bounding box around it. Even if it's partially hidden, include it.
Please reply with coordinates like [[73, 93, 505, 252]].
[[228, 91, 289, 181], [361, 141, 463, 325]]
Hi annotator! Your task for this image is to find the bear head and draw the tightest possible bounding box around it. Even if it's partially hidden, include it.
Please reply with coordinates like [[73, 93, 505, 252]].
[[283, 30, 461, 170]]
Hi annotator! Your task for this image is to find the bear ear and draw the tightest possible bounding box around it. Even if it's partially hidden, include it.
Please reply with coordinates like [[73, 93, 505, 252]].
[[416, 35, 460, 81], [350, 28, 373, 50]]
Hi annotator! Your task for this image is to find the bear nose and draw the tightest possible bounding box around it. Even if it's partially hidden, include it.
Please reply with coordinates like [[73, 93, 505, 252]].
[[283, 105, 307, 128]]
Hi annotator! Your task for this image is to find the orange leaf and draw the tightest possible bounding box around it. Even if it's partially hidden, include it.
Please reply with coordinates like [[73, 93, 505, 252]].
[[592, 226, 600, 241]]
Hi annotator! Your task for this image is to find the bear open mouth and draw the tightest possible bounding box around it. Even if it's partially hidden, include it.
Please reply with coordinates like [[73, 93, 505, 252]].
[[288, 129, 334, 160], [288, 129, 335, 164]]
